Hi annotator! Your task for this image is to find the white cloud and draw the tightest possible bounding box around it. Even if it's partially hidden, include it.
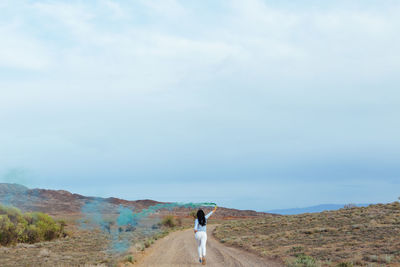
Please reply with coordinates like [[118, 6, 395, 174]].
[[100, 0, 127, 19], [0, 24, 52, 70], [32, 2, 95, 40], [139, 0, 188, 19], [1, 1, 399, 208]]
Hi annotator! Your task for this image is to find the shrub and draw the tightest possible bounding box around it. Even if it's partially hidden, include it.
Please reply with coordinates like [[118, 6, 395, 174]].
[[161, 215, 176, 228], [0, 215, 17, 245], [189, 210, 197, 219], [289, 246, 304, 255], [25, 224, 40, 243], [363, 255, 378, 262], [34, 212, 62, 241], [144, 238, 153, 248], [125, 255, 134, 263], [382, 255, 392, 264], [337, 262, 353, 267], [0, 204, 66, 246], [286, 254, 319, 267]]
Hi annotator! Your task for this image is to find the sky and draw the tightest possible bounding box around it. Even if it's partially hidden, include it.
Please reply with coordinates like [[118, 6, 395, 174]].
[[0, 0, 399, 211]]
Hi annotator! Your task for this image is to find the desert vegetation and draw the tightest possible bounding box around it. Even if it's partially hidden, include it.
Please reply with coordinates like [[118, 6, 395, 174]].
[[160, 215, 183, 228], [0, 204, 66, 246], [214, 202, 400, 266], [0, 227, 111, 267], [0, 188, 222, 267], [0, 215, 174, 267]]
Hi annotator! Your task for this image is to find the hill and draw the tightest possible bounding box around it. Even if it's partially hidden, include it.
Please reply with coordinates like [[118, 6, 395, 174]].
[[268, 203, 370, 215], [0, 183, 268, 218], [214, 201, 400, 266], [0, 183, 271, 266], [0, 183, 161, 215]]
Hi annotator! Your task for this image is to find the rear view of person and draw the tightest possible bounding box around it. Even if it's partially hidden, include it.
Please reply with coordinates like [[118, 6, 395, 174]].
[[194, 205, 217, 265]]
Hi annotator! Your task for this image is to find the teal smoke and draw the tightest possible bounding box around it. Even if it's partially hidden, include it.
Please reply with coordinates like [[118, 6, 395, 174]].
[[79, 201, 216, 253]]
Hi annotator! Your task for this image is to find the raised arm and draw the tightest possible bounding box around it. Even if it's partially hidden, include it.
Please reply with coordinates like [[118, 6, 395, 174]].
[[205, 205, 217, 219]]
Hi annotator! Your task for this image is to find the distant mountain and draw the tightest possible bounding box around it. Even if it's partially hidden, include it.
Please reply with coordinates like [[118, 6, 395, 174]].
[[0, 183, 161, 215], [267, 203, 370, 215], [0, 183, 270, 218]]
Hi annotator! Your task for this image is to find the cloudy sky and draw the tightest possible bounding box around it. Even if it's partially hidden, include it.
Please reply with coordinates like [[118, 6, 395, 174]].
[[1, 0, 399, 210]]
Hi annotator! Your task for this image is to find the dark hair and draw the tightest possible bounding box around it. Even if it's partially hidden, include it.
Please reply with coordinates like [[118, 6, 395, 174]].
[[197, 209, 206, 226]]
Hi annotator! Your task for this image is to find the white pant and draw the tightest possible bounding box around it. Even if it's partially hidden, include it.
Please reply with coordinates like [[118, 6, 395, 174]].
[[195, 231, 207, 258]]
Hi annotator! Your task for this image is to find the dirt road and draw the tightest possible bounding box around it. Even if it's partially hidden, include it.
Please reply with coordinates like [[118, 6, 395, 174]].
[[135, 225, 283, 267]]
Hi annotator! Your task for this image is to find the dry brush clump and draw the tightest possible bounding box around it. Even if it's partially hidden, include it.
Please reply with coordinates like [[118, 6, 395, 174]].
[[161, 215, 178, 228], [214, 202, 400, 266], [0, 227, 113, 267], [0, 204, 66, 246]]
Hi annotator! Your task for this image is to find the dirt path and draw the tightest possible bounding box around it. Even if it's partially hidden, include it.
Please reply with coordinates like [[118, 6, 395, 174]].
[[135, 225, 283, 267]]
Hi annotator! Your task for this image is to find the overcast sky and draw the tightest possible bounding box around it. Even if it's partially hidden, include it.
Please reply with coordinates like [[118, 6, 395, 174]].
[[1, 0, 399, 211]]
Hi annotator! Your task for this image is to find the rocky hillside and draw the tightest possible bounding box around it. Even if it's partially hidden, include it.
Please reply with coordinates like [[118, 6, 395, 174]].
[[0, 183, 269, 218], [0, 183, 161, 215]]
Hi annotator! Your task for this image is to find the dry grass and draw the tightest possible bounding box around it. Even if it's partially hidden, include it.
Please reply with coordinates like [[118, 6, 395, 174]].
[[0, 219, 173, 267], [0, 225, 112, 267], [0, 212, 203, 267], [214, 202, 400, 266]]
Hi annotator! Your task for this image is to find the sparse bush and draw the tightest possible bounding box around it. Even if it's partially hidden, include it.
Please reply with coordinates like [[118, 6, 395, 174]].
[[144, 238, 153, 248], [286, 254, 318, 267], [161, 215, 176, 228], [382, 254, 392, 264], [289, 246, 304, 256], [0, 204, 66, 246], [337, 262, 353, 267], [363, 255, 378, 262], [125, 255, 134, 263], [189, 210, 197, 219]]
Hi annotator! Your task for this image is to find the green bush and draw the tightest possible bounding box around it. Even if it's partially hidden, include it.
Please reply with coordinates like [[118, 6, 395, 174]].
[[0, 215, 17, 245], [125, 255, 134, 263], [0, 204, 66, 246]]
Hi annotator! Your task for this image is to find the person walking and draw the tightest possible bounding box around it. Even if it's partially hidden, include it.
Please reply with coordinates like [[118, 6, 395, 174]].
[[194, 205, 217, 265]]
